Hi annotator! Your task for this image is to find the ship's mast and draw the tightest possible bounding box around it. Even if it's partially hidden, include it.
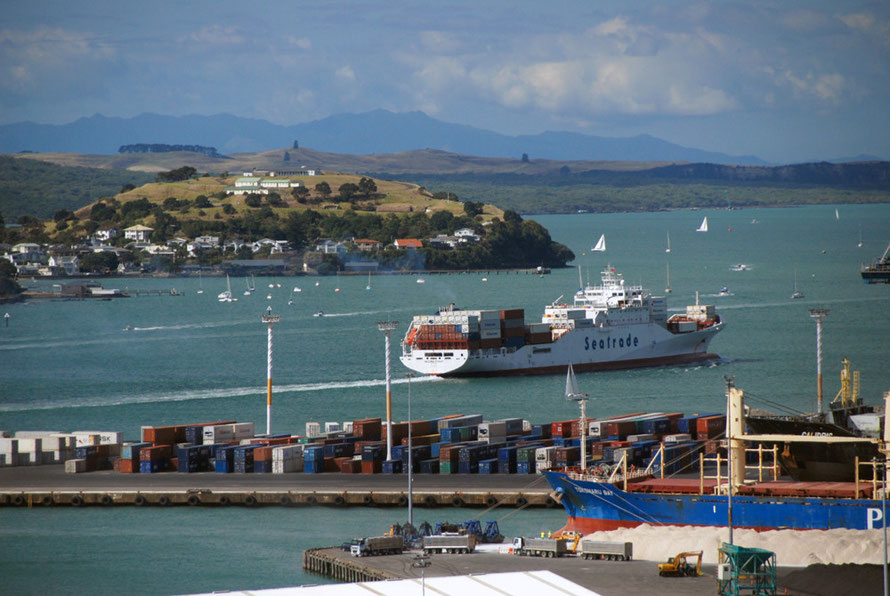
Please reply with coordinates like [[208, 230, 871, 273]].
[[809, 309, 830, 416]]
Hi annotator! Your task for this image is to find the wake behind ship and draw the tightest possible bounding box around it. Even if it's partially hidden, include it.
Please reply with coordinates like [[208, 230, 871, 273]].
[[400, 266, 723, 377]]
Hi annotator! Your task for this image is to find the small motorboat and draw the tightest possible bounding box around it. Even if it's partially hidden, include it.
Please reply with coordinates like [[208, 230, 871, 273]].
[[730, 264, 748, 272], [416, 278, 426, 284], [294, 287, 302, 293], [124, 325, 134, 331], [313, 311, 325, 317], [718, 287, 730, 296]]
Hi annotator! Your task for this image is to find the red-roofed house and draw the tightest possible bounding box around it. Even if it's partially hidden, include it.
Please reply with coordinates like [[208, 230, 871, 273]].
[[394, 239, 423, 249], [353, 238, 382, 252]]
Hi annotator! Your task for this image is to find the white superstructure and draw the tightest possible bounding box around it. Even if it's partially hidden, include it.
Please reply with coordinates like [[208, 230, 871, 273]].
[[400, 266, 723, 377]]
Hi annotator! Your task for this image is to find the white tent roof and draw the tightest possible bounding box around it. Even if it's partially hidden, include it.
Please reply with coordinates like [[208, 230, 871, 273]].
[[187, 570, 601, 596]]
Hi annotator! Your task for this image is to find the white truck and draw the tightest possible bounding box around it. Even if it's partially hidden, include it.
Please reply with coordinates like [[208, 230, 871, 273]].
[[580, 540, 633, 561], [511, 536, 567, 558], [423, 533, 476, 554], [350, 535, 405, 557]]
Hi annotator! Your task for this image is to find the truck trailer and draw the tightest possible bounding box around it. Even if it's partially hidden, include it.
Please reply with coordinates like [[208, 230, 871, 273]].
[[423, 533, 477, 554], [511, 536, 567, 558], [580, 540, 633, 561]]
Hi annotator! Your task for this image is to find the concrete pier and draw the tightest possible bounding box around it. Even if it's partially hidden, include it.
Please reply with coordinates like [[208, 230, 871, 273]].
[[0, 465, 555, 508]]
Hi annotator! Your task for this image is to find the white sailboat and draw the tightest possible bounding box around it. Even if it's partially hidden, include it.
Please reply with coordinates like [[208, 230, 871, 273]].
[[196, 271, 204, 294], [835, 208, 840, 221], [858, 224, 863, 248], [366, 271, 372, 291], [218, 275, 237, 302], [665, 262, 671, 294], [665, 231, 671, 253], [696, 216, 709, 232], [791, 271, 804, 300], [592, 234, 606, 252]]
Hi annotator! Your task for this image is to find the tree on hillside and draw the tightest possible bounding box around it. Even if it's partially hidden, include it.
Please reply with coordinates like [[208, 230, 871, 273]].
[[80, 251, 119, 274], [521, 153, 529, 162], [0, 259, 22, 297], [121, 183, 136, 193], [338, 183, 359, 202], [358, 177, 377, 196], [315, 181, 331, 199], [291, 186, 310, 203], [193, 195, 212, 208], [156, 166, 197, 183], [293, 140, 299, 149], [283, 151, 291, 162], [463, 200, 483, 217]]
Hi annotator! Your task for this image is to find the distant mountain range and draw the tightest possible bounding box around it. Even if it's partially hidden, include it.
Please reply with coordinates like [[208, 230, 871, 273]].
[[0, 110, 777, 165]]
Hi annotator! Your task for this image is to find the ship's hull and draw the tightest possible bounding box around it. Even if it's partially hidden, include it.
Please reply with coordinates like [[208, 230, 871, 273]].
[[401, 321, 722, 377], [543, 471, 885, 532]]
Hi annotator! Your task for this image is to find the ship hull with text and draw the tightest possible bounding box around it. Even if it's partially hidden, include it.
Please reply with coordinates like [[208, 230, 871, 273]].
[[543, 470, 883, 532], [400, 266, 723, 377]]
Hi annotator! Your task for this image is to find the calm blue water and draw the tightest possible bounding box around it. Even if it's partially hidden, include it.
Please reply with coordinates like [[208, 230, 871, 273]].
[[1, 204, 889, 594]]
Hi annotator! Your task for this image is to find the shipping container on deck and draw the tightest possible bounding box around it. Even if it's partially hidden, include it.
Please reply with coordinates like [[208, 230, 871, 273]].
[[419, 459, 440, 474], [382, 459, 403, 474], [696, 415, 726, 439], [352, 417, 382, 440], [551, 420, 575, 438], [478, 458, 498, 474], [437, 414, 484, 431], [361, 460, 381, 474], [676, 414, 719, 434], [458, 460, 479, 474], [516, 461, 533, 474]]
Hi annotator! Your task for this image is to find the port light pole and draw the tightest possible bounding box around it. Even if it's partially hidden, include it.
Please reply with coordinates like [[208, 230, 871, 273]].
[[407, 372, 414, 529], [809, 309, 829, 416], [261, 306, 281, 435], [378, 321, 399, 462]]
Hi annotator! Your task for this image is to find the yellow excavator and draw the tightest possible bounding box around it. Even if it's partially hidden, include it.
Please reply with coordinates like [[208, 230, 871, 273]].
[[658, 551, 703, 577]]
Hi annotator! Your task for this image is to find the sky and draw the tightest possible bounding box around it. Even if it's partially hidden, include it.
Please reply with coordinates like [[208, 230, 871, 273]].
[[2, 1, 889, 163]]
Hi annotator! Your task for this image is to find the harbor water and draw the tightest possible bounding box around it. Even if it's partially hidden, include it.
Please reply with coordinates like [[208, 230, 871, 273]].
[[2, 204, 889, 594]]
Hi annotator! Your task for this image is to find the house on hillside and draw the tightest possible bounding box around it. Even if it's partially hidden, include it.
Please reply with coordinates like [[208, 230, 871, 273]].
[[454, 228, 480, 243], [94, 228, 119, 242], [47, 255, 80, 276], [353, 238, 382, 252], [394, 239, 423, 249], [124, 224, 154, 242], [315, 239, 348, 255]]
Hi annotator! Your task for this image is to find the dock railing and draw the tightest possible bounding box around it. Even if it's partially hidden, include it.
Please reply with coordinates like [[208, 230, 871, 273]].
[[855, 457, 889, 499]]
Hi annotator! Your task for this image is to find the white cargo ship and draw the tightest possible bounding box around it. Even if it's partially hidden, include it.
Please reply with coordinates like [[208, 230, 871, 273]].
[[400, 266, 724, 377]]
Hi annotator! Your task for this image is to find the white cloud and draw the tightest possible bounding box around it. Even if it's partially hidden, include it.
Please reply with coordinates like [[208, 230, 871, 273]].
[[335, 65, 356, 82], [185, 24, 245, 46], [285, 36, 312, 50]]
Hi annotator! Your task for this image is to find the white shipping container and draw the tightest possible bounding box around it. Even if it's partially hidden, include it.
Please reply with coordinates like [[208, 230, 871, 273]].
[[273, 459, 304, 473], [73, 433, 100, 447], [272, 445, 304, 461], [324, 421, 341, 433], [535, 461, 551, 474], [535, 446, 556, 462], [0, 438, 19, 455], [478, 422, 507, 438], [16, 438, 42, 453], [664, 433, 692, 443], [342, 421, 354, 434], [14, 430, 62, 438], [233, 422, 255, 438], [50, 434, 78, 449], [627, 433, 657, 443], [305, 422, 321, 437], [65, 459, 86, 473]]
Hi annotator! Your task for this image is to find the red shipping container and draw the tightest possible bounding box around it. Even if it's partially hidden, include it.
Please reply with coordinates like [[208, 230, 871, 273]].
[[112, 457, 122, 472], [696, 415, 726, 438], [140, 445, 173, 461], [323, 459, 339, 472], [353, 418, 382, 440], [500, 308, 525, 319], [551, 420, 576, 438], [339, 458, 361, 473], [361, 460, 382, 474], [503, 326, 525, 338], [382, 422, 408, 444], [118, 458, 137, 473], [143, 426, 177, 445], [169, 457, 178, 471], [605, 420, 637, 439], [254, 446, 273, 461]]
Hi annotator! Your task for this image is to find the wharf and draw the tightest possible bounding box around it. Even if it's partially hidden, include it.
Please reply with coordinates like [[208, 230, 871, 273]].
[[0, 465, 554, 508], [302, 547, 727, 596]]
